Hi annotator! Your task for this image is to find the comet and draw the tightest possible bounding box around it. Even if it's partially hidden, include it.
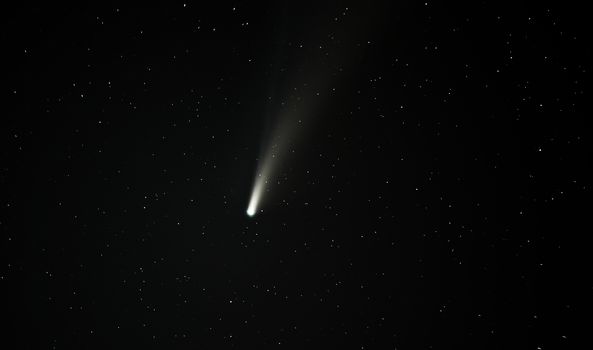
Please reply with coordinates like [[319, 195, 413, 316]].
[[245, 115, 293, 218], [246, 168, 266, 217], [246, 134, 279, 217], [245, 73, 329, 218], [245, 5, 370, 217]]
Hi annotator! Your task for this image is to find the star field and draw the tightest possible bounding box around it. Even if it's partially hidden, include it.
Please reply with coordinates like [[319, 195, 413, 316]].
[[1, 2, 590, 349]]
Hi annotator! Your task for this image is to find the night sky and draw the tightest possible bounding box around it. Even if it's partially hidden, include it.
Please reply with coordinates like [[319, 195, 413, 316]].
[[2, 2, 590, 349]]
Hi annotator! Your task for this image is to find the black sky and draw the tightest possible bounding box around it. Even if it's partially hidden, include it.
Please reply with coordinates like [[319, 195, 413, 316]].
[[2, 1, 591, 349]]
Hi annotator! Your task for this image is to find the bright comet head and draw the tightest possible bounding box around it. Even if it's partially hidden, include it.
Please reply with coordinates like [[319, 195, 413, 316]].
[[246, 173, 265, 217]]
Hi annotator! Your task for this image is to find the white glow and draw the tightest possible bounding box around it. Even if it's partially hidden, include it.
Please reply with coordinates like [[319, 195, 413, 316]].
[[246, 196, 257, 216], [246, 169, 266, 217]]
